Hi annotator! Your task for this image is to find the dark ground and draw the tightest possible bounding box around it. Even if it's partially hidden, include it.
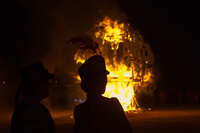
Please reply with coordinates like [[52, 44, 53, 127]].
[[1, 107, 200, 133]]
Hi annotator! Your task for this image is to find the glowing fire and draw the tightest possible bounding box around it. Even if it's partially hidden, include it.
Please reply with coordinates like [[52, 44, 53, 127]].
[[95, 16, 133, 50], [105, 64, 138, 111], [73, 16, 154, 111]]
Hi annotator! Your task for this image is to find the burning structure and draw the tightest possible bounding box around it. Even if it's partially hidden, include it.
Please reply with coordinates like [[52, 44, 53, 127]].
[[71, 16, 155, 111]]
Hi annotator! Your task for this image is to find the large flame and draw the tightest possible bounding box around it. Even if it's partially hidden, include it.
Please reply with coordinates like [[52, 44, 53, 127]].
[[95, 16, 133, 50], [74, 16, 154, 111], [105, 64, 137, 111]]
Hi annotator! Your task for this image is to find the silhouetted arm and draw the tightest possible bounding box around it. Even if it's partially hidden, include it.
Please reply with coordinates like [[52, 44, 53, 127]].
[[11, 106, 44, 133]]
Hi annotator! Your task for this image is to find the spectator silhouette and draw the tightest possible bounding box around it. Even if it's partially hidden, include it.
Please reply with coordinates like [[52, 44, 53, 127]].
[[74, 55, 132, 133], [11, 62, 56, 133]]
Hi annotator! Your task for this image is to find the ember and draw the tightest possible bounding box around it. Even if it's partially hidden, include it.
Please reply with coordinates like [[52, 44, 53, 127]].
[[73, 16, 154, 111]]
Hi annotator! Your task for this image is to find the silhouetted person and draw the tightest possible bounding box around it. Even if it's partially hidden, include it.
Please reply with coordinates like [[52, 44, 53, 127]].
[[74, 55, 132, 133], [11, 62, 56, 133]]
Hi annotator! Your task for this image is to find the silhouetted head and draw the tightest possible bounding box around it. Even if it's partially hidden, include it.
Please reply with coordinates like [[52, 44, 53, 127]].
[[20, 61, 54, 101], [78, 55, 109, 95]]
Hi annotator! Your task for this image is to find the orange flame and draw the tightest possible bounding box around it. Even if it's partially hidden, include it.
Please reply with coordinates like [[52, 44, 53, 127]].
[[95, 16, 133, 50], [74, 16, 154, 111]]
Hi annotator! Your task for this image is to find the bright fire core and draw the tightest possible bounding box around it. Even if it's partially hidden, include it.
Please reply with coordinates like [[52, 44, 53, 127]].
[[74, 16, 154, 111]]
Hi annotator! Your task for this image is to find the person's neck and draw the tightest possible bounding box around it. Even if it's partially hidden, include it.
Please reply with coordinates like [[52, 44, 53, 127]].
[[87, 93, 103, 100], [22, 97, 41, 104]]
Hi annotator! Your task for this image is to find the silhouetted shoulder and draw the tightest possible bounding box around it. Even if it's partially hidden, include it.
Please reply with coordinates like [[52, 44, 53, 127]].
[[11, 103, 55, 133], [106, 97, 132, 133], [110, 97, 124, 111], [100, 97, 124, 112], [110, 97, 120, 104]]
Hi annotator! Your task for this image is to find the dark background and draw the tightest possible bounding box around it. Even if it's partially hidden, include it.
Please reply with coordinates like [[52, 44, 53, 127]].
[[1, 0, 200, 107], [118, 0, 200, 90]]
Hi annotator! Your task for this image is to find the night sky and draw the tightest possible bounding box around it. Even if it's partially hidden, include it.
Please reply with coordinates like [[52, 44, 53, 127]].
[[118, 0, 200, 90], [1, 0, 200, 106]]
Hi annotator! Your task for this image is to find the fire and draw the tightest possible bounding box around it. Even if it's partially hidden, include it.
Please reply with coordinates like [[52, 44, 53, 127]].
[[73, 16, 154, 111], [104, 64, 138, 111], [95, 16, 133, 50], [74, 49, 94, 64]]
